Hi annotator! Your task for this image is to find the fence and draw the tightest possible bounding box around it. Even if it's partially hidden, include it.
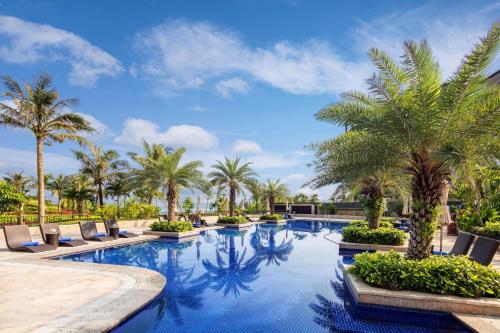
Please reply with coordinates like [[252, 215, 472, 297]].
[[0, 214, 104, 226]]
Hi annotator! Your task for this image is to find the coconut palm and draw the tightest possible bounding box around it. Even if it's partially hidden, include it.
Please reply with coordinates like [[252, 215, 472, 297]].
[[151, 148, 204, 221], [312, 25, 500, 258], [0, 75, 93, 223], [262, 179, 289, 214], [46, 174, 68, 212], [129, 141, 172, 205], [74, 144, 128, 207], [64, 174, 95, 214], [209, 157, 258, 216], [105, 172, 131, 216], [3, 172, 31, 224]]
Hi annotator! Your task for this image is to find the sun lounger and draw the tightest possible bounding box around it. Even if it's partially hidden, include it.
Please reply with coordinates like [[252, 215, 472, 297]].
[[79, 221, 114, 242], [3, 225, 56, 253], [432, 232, 475, 256], [469, 236, 499, 266], [39, 223, 87, 247], [104, 220, 138, 238]]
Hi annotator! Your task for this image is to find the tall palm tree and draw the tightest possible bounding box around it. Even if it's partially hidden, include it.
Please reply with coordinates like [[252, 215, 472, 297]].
[[129, 141, 172, 204], [74, 144, 128, 207], [3, 172, 31, 224], [0, 75, 93, 223], [311, 25, 500, 259], [151, 148, 204, 221], [262, 179, 289, 214], [105, 172, 131, 216], [46, 174, 68, 212], [209, 157, 258, 216]]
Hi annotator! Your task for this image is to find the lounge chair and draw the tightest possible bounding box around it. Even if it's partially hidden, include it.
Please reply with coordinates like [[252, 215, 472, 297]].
[[3, 225, 56, 253], [104, 220, 138, 238], [469, 236, 499, 266], [39, 223, 87, 247], [432, 232, 475, 256], [79, 221, 114, 242]]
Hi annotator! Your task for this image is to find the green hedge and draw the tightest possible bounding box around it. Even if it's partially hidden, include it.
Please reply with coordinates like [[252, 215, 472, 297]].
[[259, 214, 283, 220], [472, 221, 500, 240], [150, 221, 193, 232], [342, 225, 406, 245], [218, 216, 247, 224], [350, 251, 500, 298], [349, 219, 394, 228]]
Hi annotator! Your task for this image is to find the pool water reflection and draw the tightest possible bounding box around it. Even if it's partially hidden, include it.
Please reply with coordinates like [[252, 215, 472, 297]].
[[58, 221, 470, 333]]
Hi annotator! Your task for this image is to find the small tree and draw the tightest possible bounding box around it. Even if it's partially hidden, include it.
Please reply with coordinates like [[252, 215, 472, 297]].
[[0, 181, 24, 215], [182, 196, 194, 214]]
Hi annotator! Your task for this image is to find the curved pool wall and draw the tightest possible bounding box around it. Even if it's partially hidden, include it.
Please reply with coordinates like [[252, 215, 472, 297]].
[[58, 220, 471, 333]]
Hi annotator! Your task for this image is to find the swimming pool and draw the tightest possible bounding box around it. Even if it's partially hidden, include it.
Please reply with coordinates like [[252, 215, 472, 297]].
[[58, 221, 470, 333]]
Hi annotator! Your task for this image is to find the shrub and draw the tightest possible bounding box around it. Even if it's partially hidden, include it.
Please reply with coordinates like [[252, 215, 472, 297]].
[[349, 219, 394, 228], [218, 216, 247, 224], [150, 221, 193, 232], [342, 225, 406, 245], [473, 221, 500, 240], [349, 251, 500, 298], [259, 214, 283, 220]]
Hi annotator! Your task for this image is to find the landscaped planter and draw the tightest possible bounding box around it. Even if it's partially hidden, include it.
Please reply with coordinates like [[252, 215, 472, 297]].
[[143, 229, 200, 239], [339, 241, 407, 252], [261, 219, 287, 224], [215, 223, 252, 229]]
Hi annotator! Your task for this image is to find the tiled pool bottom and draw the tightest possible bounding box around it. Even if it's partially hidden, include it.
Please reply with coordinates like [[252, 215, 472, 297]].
[[57, 221, 470, 333]]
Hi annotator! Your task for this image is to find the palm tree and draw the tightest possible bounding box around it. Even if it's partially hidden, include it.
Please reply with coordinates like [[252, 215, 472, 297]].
[[64, 174, 95, 214], [209, 157, 258, 216], [129, 141, 172, 205], [150, 148, 204, 221], [0, 75, 93, 223], [311, 25, 500, 259], [262, 179, 289, 214], [46, 174, 68, 212], [247, 181, 263, 213], [3, 172, 31, 224], [105, 172, 131, 217], [74, 144, 128, 207]]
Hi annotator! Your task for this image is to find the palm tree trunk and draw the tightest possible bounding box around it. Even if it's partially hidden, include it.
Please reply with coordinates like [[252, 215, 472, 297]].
[[167, 184, 177, 221], [116, 195, 120, 218], [406, 152, 449, 259], [36, 138, 46, 224], [57, 195, 62, 213], [18, 202, 24, 225], [98, 181, 104, 207], [229, 185, 236, 216], [269, 196, 275, 214]]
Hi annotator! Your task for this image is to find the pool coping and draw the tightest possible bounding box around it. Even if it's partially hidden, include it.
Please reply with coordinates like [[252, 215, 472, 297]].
[[260, 219, 287, 224], [339, 241, 407, 252], [342, 265, 500, 317], [143, 229, 201, 239], [215, 222, 253, 229], [0, 235, 167, 333]]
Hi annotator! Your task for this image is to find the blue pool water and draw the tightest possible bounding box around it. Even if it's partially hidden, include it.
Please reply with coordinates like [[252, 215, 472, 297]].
[[58, 221, 470, 333]]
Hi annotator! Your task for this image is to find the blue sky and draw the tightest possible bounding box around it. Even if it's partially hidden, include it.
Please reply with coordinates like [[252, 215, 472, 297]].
[[0, 0, 499, 201]]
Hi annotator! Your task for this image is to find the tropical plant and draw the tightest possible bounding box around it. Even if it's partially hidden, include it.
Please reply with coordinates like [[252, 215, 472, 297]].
[[3, 172, 31, 223], [105, 172, 131, 217], [293, 193, 309, 203], [74, 144, 128, 207], [262, 179, 289, 215], [64, 174, 95, 214], [182, 196, 194, 214], [0, 181, 24, 214], [310, 25, 500, 258], [342, 225, 406, 245], [151, 221, 193, 232], [150, 148, 205, 221], [46, 174, 68, 212], [0, 74, 94, 223], [209, 157, 258, 216], [246, 181, 264, 212], [218, 216, 247, 224]]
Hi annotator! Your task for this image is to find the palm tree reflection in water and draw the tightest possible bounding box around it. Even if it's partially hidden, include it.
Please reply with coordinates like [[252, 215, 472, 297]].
[[251, 226, 293, 266]]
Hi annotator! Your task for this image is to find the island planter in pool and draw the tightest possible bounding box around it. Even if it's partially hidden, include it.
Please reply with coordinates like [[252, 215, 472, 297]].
[[144, 229, 201, 239]]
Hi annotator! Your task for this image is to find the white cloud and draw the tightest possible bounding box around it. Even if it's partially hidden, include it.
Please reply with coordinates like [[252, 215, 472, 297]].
[[215, 77, 250, 97], [0, 15, 122, 86], [232, 139, 262, 154], [133, 19, 369, 95], [76, 112, 112, 141], [114, 118, 218, 150], [248, 153, 299, 169], [191, 105, 206, 112], [281, 173, 306, 183], [0, 146, 79, 175]]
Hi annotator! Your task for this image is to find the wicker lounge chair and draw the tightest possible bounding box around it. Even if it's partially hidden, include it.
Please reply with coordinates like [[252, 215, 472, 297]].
[[104, 220, 138, 238], [79, 221, 114, 242], [3, 225, 56, 253], [39, 223, 87, 247], [469, 236, 499, 266], [432, 232, 475, 256]]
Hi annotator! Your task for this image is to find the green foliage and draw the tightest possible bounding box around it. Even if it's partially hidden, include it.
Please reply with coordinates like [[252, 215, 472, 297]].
[[386, 200, 403, 216], [150, 221, 193, 232], [0, 181, 24, 213], [320, 202, 337, 214], [96, 204, 119, 220], [217, 216, 247, 224], [349, 219, 394, 228], [457, 207, 499, 232], [293, 193, 309, 203], [182, 196, 194, 214], [259, 214, 283, 220], [350, 251, 500, 298], [210, 195, 228, 213], [472, 221, 500, 240], [120, 200, 160, 219], [342, 225, 406, 245]]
